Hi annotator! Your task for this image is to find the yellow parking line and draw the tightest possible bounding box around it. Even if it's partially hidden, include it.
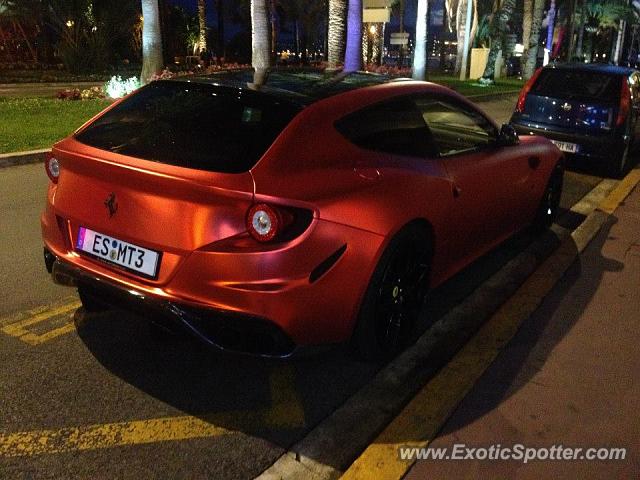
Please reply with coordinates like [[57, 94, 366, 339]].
[[0, 415, 230, 457], [1, 301, 81, 345], [598, 169, 640, 214], [0, 366, 305, 457]]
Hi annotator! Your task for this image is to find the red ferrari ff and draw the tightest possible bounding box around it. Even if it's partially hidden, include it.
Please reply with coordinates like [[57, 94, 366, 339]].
[[41, 70, 563, 360]]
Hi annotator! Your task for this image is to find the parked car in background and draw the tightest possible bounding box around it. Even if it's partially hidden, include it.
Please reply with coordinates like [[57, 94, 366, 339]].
[[41, 70, 564, 361], [510, 63, 640, 178]]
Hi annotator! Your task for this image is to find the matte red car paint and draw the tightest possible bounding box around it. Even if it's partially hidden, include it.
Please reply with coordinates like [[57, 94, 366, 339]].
[[41, 80, 561, 349]]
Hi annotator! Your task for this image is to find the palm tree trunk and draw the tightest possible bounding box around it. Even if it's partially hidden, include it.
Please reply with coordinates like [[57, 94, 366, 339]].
[[480, 0, 515, 82], [197, 0, 207, 54], [522, 0, 533, 67], [141, 0, 164, 83], [575, 0, 585, 60], [614, 20, 626, 65], [546, 0, 556, 52], [566, 0, 577, 60], [328, 0, 347, 69], [294, 20, 300, 60], [270, 0, 277, 61], [216, 0, 225, 61], [455, 0, 477, 74], [522, 0, 544, 79], [251, 0, 270, 85], [13, 20, 37, 63], [413, 0, 429, 80], [344, 0, 362, 72], [0, 25, 15, 62]]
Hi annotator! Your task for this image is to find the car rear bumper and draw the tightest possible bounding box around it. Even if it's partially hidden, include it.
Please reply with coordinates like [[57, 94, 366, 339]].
[[47, 254, 300, 358], [511, 121, 627, 162], [42, 206, 385, 356]]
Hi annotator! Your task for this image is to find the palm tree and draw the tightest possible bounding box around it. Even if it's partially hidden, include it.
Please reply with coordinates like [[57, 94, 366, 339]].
[[522, 0, 532, 64], [452, 0, 478, 74], [251, 0, 270, 85], [281, 0, 327, 64], [413, 0, 428, 80], [0, 0, 41, 63], [480, 0, 515, 83], [522, 0, 544, 79], [141, 0, 164, 83], [581, 0, 634, 61], [344, 0, 362, 72], [197, 0, 207, 54], [328, 0, 347, 69]]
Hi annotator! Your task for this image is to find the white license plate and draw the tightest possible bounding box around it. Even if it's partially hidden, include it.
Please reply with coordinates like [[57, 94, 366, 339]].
[[550, 140, 579, 153], [76, 227, 160, 278]]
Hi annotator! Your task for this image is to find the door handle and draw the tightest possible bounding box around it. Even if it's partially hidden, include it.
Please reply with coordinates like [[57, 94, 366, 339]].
[[453, 184, 462, 198], [528, 156, 541, 169]]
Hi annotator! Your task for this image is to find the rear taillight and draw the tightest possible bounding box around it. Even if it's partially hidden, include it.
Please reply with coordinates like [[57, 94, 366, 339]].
[[246, 204, 283, 242], [45, 152, 59, 184], [616, 77, 631, 127], [516, 67, 543, 113], [245, 203, 311, 243]]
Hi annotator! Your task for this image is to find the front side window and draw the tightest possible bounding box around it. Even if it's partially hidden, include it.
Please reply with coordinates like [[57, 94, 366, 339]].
[[416, 97, 498, 156]]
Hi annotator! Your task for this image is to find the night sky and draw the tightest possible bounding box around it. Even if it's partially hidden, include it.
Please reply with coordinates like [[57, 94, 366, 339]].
[[165, 0, 429, 38]]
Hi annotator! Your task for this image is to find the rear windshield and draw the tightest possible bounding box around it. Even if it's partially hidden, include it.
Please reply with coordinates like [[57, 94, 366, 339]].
[[531, 69, 621, 103], [75, 81, 301, 173]]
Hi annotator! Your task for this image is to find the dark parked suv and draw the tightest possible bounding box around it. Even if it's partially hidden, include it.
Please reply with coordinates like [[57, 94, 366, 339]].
[[510, 63, 640, 178]]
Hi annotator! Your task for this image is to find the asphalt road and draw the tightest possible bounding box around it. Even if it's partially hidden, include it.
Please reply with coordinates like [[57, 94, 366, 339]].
[[0, 95, 609, 479]]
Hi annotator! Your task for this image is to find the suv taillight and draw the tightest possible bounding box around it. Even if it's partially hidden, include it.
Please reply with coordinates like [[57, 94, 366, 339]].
[[45, 152, 59, 184], [616, 77, 631, 127], [516, 67, 543, 113]]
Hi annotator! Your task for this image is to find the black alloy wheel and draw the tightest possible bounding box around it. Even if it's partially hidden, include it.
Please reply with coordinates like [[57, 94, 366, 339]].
[[532, 164, 564, 232], [353, 225, 431, 361]]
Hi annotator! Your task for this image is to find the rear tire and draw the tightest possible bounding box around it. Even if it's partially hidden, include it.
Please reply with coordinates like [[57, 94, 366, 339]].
[[78, 284, 110, 313], [352, 225, 431, 361], [610, 142, 630, 179], [531, 163, 564, 233]]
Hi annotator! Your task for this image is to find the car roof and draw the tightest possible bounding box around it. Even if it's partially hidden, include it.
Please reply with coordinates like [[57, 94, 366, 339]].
[[545, 62, 637, 77], [170, 68, 413, 106]]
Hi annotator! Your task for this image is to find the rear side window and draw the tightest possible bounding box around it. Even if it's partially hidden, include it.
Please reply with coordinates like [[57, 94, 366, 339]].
[[75, 81, 301, 173], [531, 69, 620, 103], [335, 98, 434, 157]]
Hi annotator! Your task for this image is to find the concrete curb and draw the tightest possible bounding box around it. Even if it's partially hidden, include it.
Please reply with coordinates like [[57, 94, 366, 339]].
[[255, 172, 636, 480], [0, 149, 49, 169], [465, 89, 521, 101]]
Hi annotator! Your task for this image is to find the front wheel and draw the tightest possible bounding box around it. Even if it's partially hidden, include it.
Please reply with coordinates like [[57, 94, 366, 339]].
[[352, 225, 431, 361], [531, 164, 564, 233]]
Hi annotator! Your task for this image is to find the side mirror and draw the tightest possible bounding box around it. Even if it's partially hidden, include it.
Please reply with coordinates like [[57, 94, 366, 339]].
[[497, 123, 519, 146]]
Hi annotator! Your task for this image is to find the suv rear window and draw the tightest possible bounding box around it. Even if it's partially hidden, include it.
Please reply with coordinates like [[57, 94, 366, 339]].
[[530, 69, 620, 103], [75, 81, 301, 173]]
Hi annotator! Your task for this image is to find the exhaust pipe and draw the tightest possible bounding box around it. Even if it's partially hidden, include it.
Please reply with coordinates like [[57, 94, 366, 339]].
[[51, 260, 78, 287]]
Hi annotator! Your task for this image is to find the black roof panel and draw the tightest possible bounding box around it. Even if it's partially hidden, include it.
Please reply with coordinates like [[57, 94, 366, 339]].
[[547, 62, 637, 77], [172, 68, 408, 106]]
